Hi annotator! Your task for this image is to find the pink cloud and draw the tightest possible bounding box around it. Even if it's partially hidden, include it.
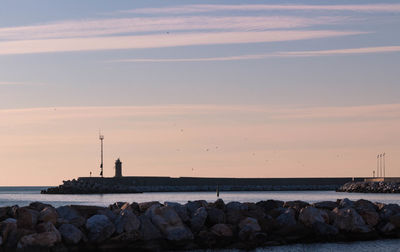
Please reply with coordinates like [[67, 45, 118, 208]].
[[124, 4, 400, 14], [0, 30, 364, 55]]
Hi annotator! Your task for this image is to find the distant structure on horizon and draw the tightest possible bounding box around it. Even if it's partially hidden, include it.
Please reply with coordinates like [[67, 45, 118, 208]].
[[115, 158, 122, 178]]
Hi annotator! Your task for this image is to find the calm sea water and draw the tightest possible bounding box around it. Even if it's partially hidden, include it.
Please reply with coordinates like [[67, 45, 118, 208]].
[[2, 187, 400, 208], [2, 187, 400, 251]]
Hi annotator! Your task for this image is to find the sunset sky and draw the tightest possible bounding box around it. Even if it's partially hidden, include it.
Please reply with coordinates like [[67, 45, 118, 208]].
[[0, 1, 399, 185]]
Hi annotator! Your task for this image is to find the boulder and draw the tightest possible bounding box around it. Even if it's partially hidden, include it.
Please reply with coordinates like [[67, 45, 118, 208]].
[[0, 207, 9, 222], [338, 198, 354, 209], [56, 206, 86, 227], [312, 201, 338, 211], [238, 218, 261, 241], [17, 207, 39, 229], [332, 207, 371, 233], [283, 201, 309, 213], [147, 205, 193, 241], [165, 202, 189, 222], [139, 201, 161, 213], [276, 208, 297, 227], [115, 209, 140, 234], [38, 207, 58, 225], [299, 206, 329, 227], [212, 199, 226, 210], [312, 222, 339, 236], [206, 207, 225, 225], [379, 204, 400, 221], [86, 214, 115, 243], [36, 222, 61, 242], [29, 202, 52, 212], [226, 201, 248, 212], [97, 208, 117, 222], [379, 222, 396, 235], [210, 224, 233, 237], [0, 219, 17, 244], [190, 207, 207, 233], [0, 235, 2, 246], [226, 209, 244, 225], [239, 217, 261, 232], [353, 200, 379, 227], [186, 200, 207, 217], [138, 215, 162, 240], [17, 231, 61, 248], [58, 223, 83, 244], [71, 205, 106, 219], [256, 200, 284, 212], [389, 213, 400, 228]]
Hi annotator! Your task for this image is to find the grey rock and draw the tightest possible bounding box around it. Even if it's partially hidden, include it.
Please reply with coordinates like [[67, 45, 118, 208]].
[[56, 206, 85, 227], [38, 207, 58, 225], [86, 214, 115, 243], [338, 198, 354, 209], [332, 207, 371, 233], [58, 223, 83, 244], [389, 213, 400, 228], [138, 215, 162, 240], [210, 223, 233, 237], [147, 205, 193, 241], [139, 201, 161, 213], [186, 200, 207, 216], [299, 206, 329, 227], [165, 202, 189, 222], [207, 207, 225, 225], [190, 207, 208, 233], [36, 222, 61, 242], [18, 231, 61, 248], [312, 201, 338, 211], [312, 222, 339, 236], [276, 208, 297, 227], [115, 209, 140, 234], [226, 201, 248, 212], [380, 204, 400, 221], [239, 217, 261, 232], [17, 207, 39, 229]]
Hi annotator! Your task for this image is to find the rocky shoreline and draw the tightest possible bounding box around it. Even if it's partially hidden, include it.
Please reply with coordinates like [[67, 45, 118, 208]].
[[337, 181, 400, 193], [1, 198, 400, 251]]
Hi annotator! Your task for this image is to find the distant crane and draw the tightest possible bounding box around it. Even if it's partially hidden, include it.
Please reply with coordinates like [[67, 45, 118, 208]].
[[99, 133, 104, 177]]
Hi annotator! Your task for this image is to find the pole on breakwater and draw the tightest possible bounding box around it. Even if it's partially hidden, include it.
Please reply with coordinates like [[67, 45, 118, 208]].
[[99, 132, 104, 177]]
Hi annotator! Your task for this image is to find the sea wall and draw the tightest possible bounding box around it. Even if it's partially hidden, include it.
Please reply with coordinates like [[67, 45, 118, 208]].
[[338, 181, 400, 193], [42, 177, 364, 194], [1, 198, 400, 251]]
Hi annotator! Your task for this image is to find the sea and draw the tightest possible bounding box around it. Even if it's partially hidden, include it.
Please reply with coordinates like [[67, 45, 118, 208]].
[[2, 187, 400, 251]]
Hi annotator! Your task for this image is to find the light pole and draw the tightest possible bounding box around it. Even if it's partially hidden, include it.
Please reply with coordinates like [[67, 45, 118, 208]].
[[99, 133, 104, 177]]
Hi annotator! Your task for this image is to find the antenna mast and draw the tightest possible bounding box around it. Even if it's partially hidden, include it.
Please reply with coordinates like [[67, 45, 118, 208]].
[[99, 132, 104, 177]]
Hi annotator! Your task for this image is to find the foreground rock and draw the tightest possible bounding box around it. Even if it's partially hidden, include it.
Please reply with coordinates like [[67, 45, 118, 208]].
[[1, 198, 400, 250]]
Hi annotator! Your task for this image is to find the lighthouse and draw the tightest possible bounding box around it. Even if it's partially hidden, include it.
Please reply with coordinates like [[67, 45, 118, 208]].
[[115, 158, 122, 178]]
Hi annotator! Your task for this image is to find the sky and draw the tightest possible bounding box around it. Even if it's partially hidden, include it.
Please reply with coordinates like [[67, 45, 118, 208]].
[[0, 1, 399, 185]]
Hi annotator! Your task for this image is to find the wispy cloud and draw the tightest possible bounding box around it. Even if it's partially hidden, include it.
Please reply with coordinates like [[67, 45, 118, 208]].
[[0, 16, 346, 41], [124, 4, 400, 15], [280, 45, 400, 57], [0, 30, 364, 55], [110, 45, 400, 63]]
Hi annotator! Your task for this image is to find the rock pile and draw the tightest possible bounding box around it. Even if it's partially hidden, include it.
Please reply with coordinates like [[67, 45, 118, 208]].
[[41, 179, 142, 194], [338, 182, 400, 193], [1, 198, 400, 251]]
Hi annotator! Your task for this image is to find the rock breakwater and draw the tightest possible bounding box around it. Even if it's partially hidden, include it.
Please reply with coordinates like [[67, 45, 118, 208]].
[[338, 181, 400, 193], [1, 198, 400, 251]]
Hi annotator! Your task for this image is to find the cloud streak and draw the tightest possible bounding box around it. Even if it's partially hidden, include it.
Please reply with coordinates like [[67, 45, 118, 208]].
[[124, 4, 400, 15], [0, 16, 345, 41], [110, 45, 400, 63], [0, 30, 364, 55]]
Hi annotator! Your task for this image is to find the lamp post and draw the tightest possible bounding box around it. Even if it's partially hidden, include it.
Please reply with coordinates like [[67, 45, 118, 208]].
[[99, 133, 104, 177]]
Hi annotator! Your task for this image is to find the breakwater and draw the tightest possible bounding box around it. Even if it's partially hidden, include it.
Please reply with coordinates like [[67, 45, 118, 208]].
[[338, 181, 400, 193], [41, 176, 364, 194], [0, 198, 400, 251]]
